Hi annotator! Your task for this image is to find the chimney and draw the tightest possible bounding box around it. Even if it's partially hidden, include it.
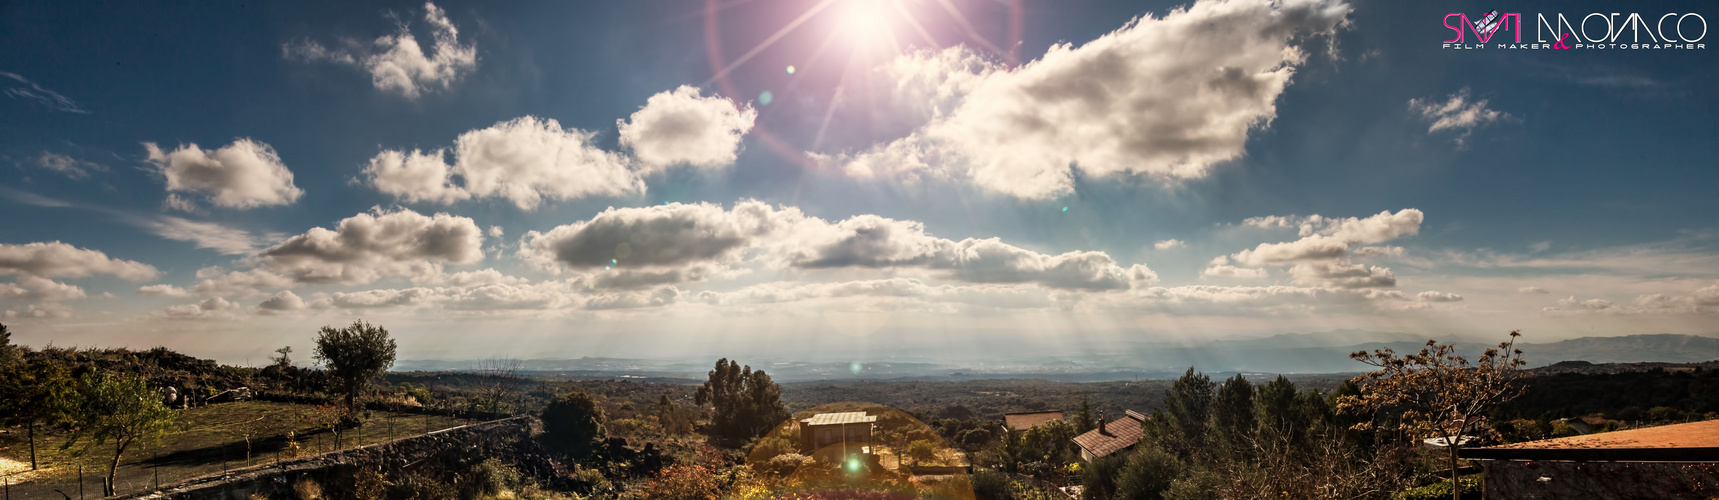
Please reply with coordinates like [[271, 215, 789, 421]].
[[1098, 411, 1107, 435]]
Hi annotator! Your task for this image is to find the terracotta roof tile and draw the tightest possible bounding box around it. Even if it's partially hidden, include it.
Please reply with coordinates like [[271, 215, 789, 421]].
[[1072, 412, 1147, 459]]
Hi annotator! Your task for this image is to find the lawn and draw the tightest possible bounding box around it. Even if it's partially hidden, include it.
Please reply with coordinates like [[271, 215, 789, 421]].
[[0, 401, 467, 499]]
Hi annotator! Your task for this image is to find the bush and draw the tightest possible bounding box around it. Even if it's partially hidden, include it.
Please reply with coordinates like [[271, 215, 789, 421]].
[[1396, 476, 1482, 500], [762, 453, 813, 476], [1114, 444, 1182, 500], [541, 390, 607, 460]]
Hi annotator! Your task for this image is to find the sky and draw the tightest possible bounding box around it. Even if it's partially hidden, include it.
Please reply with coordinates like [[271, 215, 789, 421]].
[[2, 0, 1716, 365]]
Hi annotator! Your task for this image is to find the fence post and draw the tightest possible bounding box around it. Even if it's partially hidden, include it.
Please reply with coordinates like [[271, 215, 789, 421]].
[[77, 465, 84, 500]]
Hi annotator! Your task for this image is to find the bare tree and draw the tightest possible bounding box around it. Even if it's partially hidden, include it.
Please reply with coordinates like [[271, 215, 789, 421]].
[[1338, 330, 1526, 500], [470, 357, 525, 414]]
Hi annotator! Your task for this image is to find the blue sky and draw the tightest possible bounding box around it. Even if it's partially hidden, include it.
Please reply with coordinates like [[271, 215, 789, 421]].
[[2, 0, 1716, 364]]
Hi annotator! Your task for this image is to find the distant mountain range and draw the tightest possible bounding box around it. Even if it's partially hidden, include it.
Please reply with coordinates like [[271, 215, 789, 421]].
[[393, 332, 1719, 382]]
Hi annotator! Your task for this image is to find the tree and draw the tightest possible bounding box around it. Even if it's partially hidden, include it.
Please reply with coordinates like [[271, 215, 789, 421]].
[[693, 358, 787, 441], [1113, 444, 1182, 500], [1338, 331, 1527, 500], [1073, 396, 1097, 434], [64, 371, 177, 496], [1211, 374, 1256, 456], [0, 322, 18, 364], [0, 359, 73, 470], [541, 390, 607, 460], [657, 394, 691, 435], [271, 346, 293, 367], [1146, 368, 1214, 459], [312, 320, 398, 410], [906, 439, 939, 467]]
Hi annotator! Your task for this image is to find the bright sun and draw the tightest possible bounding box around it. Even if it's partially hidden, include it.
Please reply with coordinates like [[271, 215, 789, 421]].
[[838, 0, 896, 49]]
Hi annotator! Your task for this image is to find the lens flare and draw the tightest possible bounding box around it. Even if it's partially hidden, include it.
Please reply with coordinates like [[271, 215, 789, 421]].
[[759, 90, 774, 105], [786, 65, 796, 74]]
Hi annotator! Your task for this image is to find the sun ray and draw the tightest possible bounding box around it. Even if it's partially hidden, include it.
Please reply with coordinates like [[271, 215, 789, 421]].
[[702, 0, 840, 88], [894, 1, 942, 49], [812, 85, 846, 150], [933, 0, 1005, 55]]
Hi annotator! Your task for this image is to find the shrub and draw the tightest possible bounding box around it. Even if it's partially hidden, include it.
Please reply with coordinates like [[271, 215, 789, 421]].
[[541, 390, 607, 460], [1396, 476, 1482, 500]]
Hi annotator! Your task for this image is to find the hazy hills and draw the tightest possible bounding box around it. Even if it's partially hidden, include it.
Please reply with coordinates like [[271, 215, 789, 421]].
[[393, 332, 1719, 382]]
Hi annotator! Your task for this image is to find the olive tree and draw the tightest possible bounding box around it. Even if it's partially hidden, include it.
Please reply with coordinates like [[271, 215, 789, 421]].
[[313, 320, 398, 410], [64, 371, 177, 496], [1338, 331, 1526, 500], [0, 357, 73, 470]]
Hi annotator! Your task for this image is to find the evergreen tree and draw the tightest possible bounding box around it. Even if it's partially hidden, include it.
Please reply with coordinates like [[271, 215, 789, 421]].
[[1147, 367, 1215, 459], [1073, 396, 1097, 434], [541, 390, 607, 460], [1212, 374, 1256, 455]]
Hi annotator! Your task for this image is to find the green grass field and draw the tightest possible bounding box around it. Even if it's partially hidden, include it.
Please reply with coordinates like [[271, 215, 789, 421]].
[[0, 401, 467, 499]]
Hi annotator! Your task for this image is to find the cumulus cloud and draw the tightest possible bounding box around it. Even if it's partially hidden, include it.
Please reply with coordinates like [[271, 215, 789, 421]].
[[618, 86, 756, 173], [521, 201, 1156, 291], [363, 116, 641, 210], [157, 297, 243, 320], [1154, 239, 1185, 250], [33, 152, 106, 179], [1231, 209, 1423, 266], [821, 0, 1351, 199], [1518, 286, 1549, 294], [362, 149, 470, 204], [257, 290, 307, 311], [1416, 291, 1464, 302], [1101, 284, 1421, 316], [1545, 284, 1719, 316], [520, 201, 793, 279], [1409, 88, 1509, 146], [258, 208, 485, 284], [0, 275, 87, 302], [1222, 209, 1421, 289], [0, 242, 158, 280], [144, 139, 304, 209], [284, 2, 477, 98], [2, 303, 74, 319], [1, 71, 87, 113]]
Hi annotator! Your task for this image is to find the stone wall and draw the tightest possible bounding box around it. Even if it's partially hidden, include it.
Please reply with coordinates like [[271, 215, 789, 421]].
[[1485, 460, 1719, 499], [120, 417, 529, 500]]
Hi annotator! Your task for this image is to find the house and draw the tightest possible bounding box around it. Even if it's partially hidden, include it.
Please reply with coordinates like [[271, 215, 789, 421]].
[[1458, 419, 1719, 498], [799, 411, 878, 457], [1071, 410, 1147, 462], [1003, 411, 1064, 432]]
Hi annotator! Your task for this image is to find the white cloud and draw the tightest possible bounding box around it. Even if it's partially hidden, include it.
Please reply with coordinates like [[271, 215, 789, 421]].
[[134, 215, 261, 255], [0, 276, 87, 302], [257, 208, 485, 284], [157, 297, 243, 320], [188, 268, 295, 298], [1154, 239, 1185, 250], [1416, 291, 1464, 302], [257, 290, 307, 311], [1518, 286, 1549, 294], [822, 0, 1351, 199], [521, 200, 1157, 291], [284, 2, 476, 99], [2, 303, 74, 319], [1288, 261, 1395, 288], [361, 149, 470, 204], [618, 86, 756, 173], [0, 242, 158, 280], [138, 284, 192, 298], [1409, 88, 1509, 146], [1222, 209, 1421, 289], [1232, 209, 1423, 266], [144, 139, 304, 209], [1544, 283, 1719, 316], [1, 71, 87, 113], [364, 116, 642, 210], [1202, 265, 1268, 279], [34, 152, 106, 179], [487, 226, 504, 238]]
